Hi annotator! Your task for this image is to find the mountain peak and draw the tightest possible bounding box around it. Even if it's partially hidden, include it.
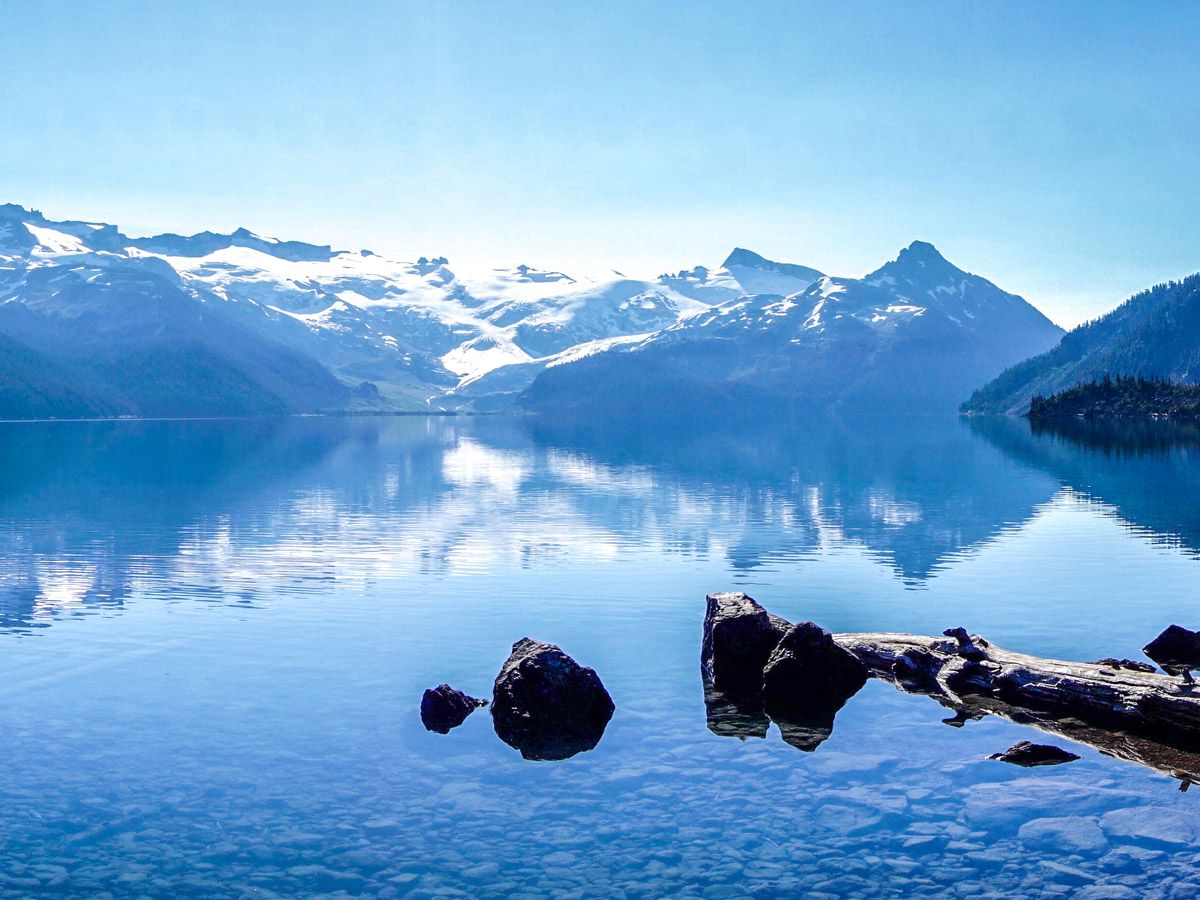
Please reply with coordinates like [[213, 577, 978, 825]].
[[899, 240, 946, 264], [130, 227, 333, 262], [721, 248, 823, 283], [869, 240, 966, 283], [723, 247, 770, 268]]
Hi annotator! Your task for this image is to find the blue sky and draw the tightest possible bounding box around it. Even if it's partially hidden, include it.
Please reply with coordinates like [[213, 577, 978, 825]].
[[1, 0, 1197, 326]]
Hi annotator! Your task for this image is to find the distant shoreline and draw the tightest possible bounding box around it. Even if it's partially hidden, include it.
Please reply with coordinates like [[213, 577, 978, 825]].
[[1026, 376, 1200, 422], [0, 410, 496, 424]]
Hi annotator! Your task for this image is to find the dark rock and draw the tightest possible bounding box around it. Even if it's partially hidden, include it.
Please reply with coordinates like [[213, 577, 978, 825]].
[[701, 592, 790, 695], [762, 622, 869, 708], [1096, 657, 1156, 673], [761, 622, 868, 752], [1144, 625, 1200, 674], [989, 740, 1081, 767], [893, 648, 943, 690], [491, 638, 615, 760], [943, 626, 988, 661], [420, 684, 487, 734]]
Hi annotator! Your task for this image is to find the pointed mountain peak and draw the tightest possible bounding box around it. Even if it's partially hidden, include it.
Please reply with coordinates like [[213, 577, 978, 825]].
[[898, 240, 947, 264], [869, 240, 967, 283], [721, 248, 823, 283], [723, 247, 770, 268]]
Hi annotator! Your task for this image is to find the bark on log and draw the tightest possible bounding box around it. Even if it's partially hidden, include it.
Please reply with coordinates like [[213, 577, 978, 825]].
[[834, 631, 1200, 784]]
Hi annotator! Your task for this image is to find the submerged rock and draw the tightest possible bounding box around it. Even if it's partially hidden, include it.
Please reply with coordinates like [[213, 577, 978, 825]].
[[420, 684, 487, 734], [701, 592, 790, 695], [989, 740, 1081, 767], [761, 622, 868, 751], [491, 638, 615, 761]]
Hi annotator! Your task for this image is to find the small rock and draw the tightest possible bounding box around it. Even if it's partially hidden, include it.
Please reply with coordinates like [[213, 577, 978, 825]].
[[420, 684, 487, 734], [1095, 658, 1156, 673], [943, 626, 988, 661], [988, 741, 1081, 767], [701, 592, 790, 694], [492, 638, 615, 760]]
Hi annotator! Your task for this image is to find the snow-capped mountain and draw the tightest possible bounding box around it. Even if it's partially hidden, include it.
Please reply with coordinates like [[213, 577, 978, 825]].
[[0, 204, 831, 415], [0, 203, 1059, 418], [520, 242, 1065, 416]]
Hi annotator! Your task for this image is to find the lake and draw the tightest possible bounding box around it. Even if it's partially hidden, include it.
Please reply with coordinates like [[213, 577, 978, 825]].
[[0, 413, 1198, 897]]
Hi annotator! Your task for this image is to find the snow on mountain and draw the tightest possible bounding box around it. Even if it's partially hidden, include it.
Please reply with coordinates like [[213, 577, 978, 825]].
[[154, 246, 711, 396], [0, 204, 1062, 418], [658, 247, 824, 305], [521, 242, 1065, 416], [644, 241, 1057, 348], [2, 204, 823, 410]]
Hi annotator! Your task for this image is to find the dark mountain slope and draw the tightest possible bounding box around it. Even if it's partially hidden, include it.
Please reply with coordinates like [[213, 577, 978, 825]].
[[964, 273, 1200, 415], [0, 264, 356, 417], [0, 334, 129, 419]]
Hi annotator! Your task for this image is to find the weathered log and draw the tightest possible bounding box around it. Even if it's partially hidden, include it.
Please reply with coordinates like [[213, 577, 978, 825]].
[[835, 631, 1200, 784]]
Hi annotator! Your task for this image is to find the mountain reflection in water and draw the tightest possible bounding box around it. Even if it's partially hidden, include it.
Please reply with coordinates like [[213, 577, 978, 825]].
[[1, 413, 1200, 633], [1, 413, 1200, 895]]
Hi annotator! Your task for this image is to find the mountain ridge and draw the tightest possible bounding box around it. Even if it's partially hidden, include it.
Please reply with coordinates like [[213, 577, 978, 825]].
[[0, 202, 1066, 419], [521, 242, 1064, 416]]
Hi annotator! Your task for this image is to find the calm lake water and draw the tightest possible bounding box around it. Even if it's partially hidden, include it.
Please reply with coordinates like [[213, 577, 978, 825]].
[[1, 413, 1199, 898]]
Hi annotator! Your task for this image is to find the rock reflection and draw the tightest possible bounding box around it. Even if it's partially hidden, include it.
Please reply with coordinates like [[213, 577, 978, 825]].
[[703, 675, 864, 752], [702, 676, 769, 740], [877, 654, 1200, 789]]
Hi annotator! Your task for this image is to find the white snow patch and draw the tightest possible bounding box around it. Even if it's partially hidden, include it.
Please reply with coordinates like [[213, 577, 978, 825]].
[[24, 224, 90, 255]]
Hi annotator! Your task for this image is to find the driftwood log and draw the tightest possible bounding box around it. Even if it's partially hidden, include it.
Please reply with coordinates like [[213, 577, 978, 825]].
[[835, 631, 1200, 785]]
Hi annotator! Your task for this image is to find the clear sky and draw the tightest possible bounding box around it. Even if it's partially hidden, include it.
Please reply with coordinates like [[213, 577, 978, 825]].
[[2, 0, 1197, 327]]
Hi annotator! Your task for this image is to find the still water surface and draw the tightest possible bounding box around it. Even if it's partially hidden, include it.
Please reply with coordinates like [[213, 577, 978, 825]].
[[0, 414, 1199, 897]]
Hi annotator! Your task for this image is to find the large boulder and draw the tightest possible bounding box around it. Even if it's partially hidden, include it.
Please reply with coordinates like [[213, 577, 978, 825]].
[[1143, 625, 1200, 673], [492, 638, 615, 761], [701, 592, 790, 694], [762, 622, 869, 706], [760, 622, 868, 751], [420, 684, 487, 734]]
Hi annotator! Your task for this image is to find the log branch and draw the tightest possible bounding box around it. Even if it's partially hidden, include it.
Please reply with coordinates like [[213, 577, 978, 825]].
[[834, 631, 1200, 784]]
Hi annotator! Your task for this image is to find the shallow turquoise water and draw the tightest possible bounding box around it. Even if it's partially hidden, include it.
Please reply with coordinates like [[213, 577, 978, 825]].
[[0, 414, 1199, 897]]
